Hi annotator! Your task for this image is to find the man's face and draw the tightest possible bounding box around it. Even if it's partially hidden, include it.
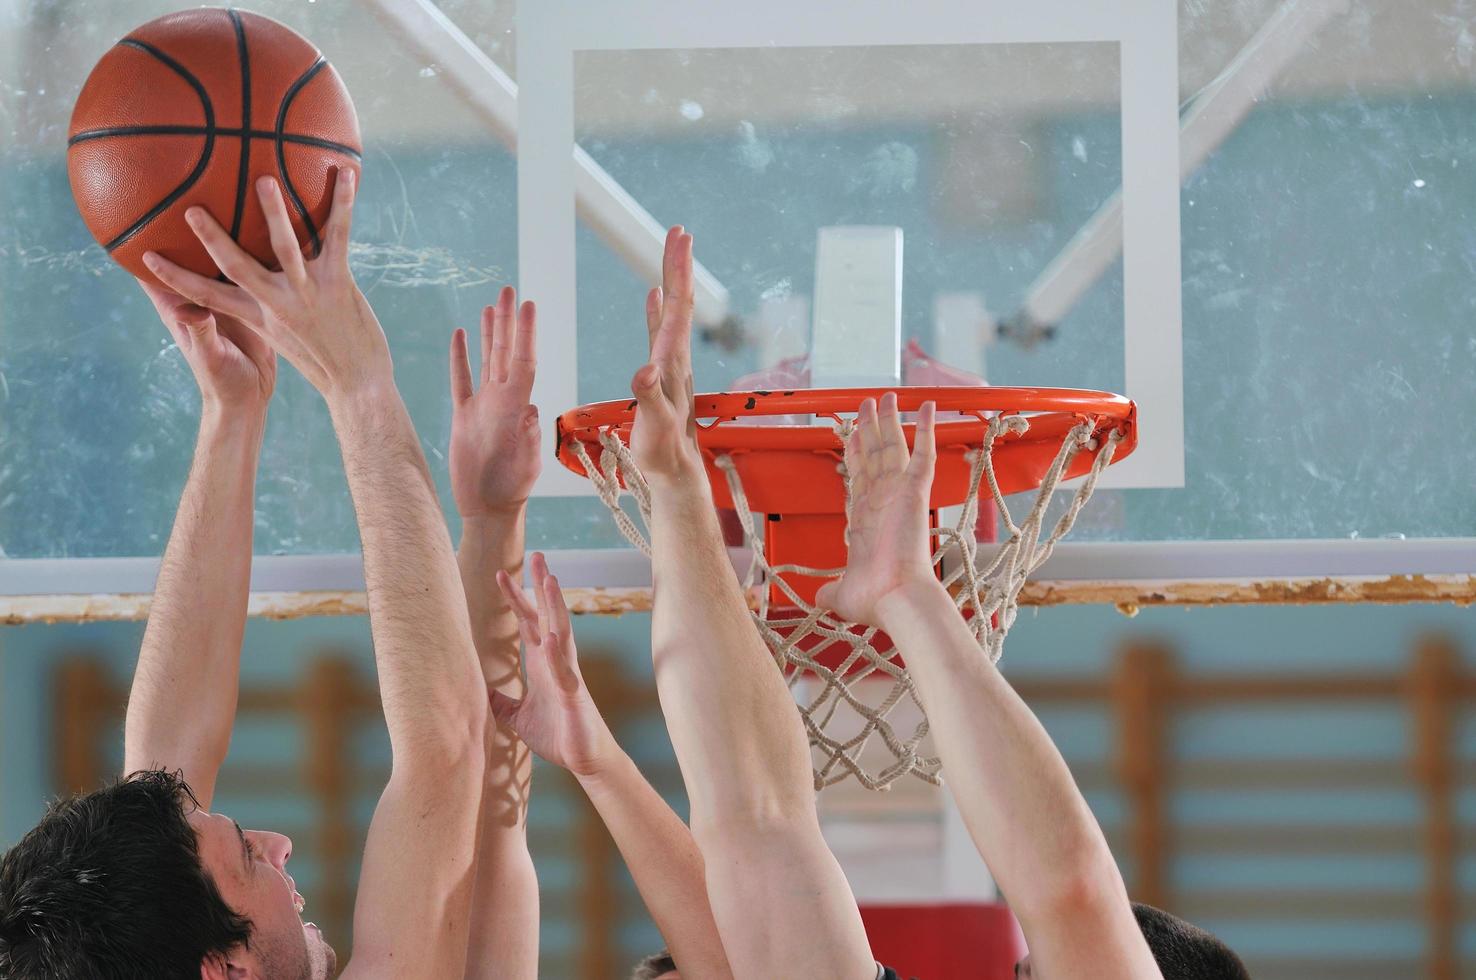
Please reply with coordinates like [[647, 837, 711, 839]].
[[188, 809, 337, 979]]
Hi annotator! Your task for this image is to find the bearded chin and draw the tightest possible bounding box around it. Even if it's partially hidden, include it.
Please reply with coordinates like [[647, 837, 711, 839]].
[[304, 925, 336, 979]]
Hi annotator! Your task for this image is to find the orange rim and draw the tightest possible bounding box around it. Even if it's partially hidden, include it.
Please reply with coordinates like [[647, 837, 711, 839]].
[[558, 385, 1135, 464], [558, 385, 1136, 610]]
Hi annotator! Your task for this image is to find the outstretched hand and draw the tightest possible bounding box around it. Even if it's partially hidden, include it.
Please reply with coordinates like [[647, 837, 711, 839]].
[[629, 226, 704, 484], [815, 394, 941, 625], [450, 286, 541, 517], [492, 553, 617, 778], [139, 280, 277, 411], [141, 170, 392, 402]]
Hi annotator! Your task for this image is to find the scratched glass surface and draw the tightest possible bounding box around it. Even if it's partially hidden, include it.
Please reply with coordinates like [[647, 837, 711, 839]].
[[574, 2, 1476, 543], [0, 0, 522, 557], [574, 41, 1126, 402], [1150, 0, 1476, 542], [2, 1, 1475, 559]]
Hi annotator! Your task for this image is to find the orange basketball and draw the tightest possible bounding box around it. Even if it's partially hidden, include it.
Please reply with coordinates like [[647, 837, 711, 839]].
[[67, 7, 361, 285]]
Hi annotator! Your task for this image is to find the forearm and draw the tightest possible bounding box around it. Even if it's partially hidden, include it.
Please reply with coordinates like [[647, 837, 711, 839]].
[[460, 512, 537, 980], [579, 749, 733, 980], [648, 472, 815, 824], [648, 479, 873, 979], [458, 512, 532, 826], [463, 715, 538, 980], [459, 512, 527, 697], [124, 405, 264, 804], [464, 795, 538, 980], [877, 582, 1125, 922], [329, 385, 486, 754]]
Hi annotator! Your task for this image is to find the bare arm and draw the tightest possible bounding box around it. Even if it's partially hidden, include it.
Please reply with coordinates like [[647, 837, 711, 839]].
[[492, 555, 733, 979], [627, 230, 874, 978], [817, 395, 1160, 980], [145, 171, 488, 979], [579, 752, 732, 980], [332, 387, 489, 978], [450, 288, 541, 980], [123, 284, 276, 809]]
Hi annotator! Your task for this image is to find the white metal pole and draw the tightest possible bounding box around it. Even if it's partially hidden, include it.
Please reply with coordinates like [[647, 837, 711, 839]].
[[1015, 0, 1350, 332]]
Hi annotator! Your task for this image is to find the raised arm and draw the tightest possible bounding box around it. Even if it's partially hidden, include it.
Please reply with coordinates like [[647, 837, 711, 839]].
[[626, 229, 875, 978], [448, 287, 541, 979], [122, 283, 276, 808], [144, 171, 488, 979], [492, 554, 733, 980], [816, 395, 1161, 980]]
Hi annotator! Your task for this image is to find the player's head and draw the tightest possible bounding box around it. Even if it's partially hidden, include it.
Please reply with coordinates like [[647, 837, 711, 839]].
[[1015, 902, 1248, 979], [0, 769, 336, 980], [631, 948, 679, 980]]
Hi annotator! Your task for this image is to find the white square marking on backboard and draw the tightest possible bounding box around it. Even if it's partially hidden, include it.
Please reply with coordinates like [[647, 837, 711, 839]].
[[519, 0, 1183, 495], [812, 227, 904, 387]]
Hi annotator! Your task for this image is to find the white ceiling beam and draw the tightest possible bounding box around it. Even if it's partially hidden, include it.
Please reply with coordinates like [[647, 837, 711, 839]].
[[1016, 0, 1350, 331]]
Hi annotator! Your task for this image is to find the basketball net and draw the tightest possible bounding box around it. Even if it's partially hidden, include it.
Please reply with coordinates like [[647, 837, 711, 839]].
[[568, 412, 1123, 791]]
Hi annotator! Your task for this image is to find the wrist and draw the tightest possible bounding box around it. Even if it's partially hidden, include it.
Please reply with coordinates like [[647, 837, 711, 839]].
[[458, 510, 527, 580], [875, 577, 954, 629], [325, 376, 401, 426], [199, 401, 267, 441], [461, 501, 529, 529], [572, 729, 630, 787], [646, 456, 709, 496]]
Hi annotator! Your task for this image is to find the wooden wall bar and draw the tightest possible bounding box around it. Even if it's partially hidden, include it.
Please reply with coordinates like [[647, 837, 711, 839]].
[[1016, 633, 1467, 980], [52, 633, 1468, 978], [54, 652, 378, 956], [1409, 637, 1458, 980], [49, 646, 675, 978]]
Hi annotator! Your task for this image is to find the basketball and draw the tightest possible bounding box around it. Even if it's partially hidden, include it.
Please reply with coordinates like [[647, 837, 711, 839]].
[[67, 7, 361, 285]]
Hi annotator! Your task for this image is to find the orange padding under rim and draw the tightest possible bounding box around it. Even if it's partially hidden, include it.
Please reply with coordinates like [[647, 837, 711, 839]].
[[557, 386, 1137, 516]]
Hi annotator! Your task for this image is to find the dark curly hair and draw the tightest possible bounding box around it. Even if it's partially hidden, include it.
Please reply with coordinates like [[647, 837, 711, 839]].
[[1133, 903, 1249, 980], [631, 947, 677, 979], [0, 770, 251, 979]]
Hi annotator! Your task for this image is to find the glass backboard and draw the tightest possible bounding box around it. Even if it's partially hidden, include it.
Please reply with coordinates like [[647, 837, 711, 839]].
[[1, 0, 1471, 608]]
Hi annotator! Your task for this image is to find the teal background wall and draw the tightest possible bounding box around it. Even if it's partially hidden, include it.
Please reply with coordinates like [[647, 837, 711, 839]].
[[5, 600, 1475, 973]]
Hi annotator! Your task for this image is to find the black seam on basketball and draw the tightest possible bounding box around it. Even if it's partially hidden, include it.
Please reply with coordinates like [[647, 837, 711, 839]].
[[68, 126, 362, 160], [276, 132, 361, 159], [105, 39, 216, 253], [227, 8, 252, 242], [275, 57, 328, 257], [70, 124, 211, 143]]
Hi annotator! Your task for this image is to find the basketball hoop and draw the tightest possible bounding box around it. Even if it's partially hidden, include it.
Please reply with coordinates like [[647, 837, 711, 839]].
[[558, 386, 1136, 790]]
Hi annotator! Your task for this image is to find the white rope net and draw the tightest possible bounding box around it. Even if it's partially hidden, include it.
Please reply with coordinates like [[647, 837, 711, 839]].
[[567, 411, 1124, 791]]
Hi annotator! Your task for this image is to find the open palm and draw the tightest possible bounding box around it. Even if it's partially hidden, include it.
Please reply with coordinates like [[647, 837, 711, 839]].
[[449, 286, 541, 517], [629, 226, 704, 483], [816, 394, 939, 626], [491, 553, 616, 777]]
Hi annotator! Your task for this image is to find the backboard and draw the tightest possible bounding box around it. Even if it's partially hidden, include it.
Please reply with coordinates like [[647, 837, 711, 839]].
[[531, 0, 1473, 599], [1, 0, 1472, 611]]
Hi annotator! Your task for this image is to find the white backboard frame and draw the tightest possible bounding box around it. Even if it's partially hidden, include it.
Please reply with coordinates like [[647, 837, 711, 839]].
[[519, 0, 1185, 496]]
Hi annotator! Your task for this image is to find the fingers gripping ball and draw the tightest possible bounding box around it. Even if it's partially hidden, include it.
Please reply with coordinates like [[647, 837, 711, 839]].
[[67, 7, 361, 285]]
